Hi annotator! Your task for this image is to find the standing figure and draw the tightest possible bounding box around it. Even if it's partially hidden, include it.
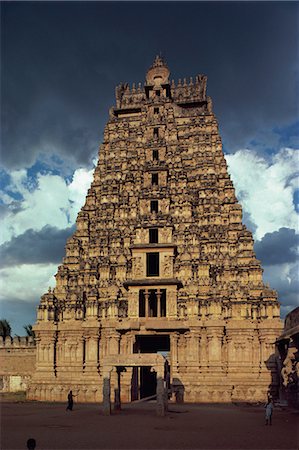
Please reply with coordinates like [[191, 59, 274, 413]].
[[66, 390, 76, 411], [264, 398, 274, 425]]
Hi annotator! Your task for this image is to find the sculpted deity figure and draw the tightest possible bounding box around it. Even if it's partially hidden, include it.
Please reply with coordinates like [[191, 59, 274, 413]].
[[134, 257, 143, 277]]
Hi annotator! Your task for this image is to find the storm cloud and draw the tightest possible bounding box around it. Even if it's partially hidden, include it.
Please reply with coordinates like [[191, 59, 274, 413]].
[[2, 2, 298, 170], [0, 225, 75, 268], [1, 2, 298, 335], [255, 227, 299, 265]]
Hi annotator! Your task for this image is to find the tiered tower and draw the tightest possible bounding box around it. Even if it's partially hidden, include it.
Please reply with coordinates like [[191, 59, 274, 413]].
[[29, 57, 282, 403]]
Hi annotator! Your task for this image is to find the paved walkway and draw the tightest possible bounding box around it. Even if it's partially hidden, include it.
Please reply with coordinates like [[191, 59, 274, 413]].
[[1, 401, 298, 450]]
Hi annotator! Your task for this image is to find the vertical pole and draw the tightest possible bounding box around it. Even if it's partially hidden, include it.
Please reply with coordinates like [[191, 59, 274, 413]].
[[145, 289, 149, 318], [156, 289, 161, 318], [103, 369, 111, 415], [156, 373, 166, 416], [138, 366, 140, 400]]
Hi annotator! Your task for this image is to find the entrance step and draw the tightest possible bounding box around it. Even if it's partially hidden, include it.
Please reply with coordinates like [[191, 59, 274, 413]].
[[131, 394, 157, 403]]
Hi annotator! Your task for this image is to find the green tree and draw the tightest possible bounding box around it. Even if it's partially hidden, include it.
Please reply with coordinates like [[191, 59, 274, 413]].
[[24, 324, 35, 339], [0, 319, 12, 339]]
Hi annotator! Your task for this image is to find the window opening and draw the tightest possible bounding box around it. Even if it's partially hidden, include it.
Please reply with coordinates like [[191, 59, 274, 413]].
[[152, 173, 158, 185], [146, 253, 159, 277], [153, 149, 159, 161], [154, 128, 159, 138], [138, 290, 166, 318], [139, 290, 145, 317], [156, 90, 160, 97], [160, 290, 166, 317], [149, 290, 157, 317], [154, 107, 159, 114], [149, 228, 158, 244], [150, 200, 158, 213]]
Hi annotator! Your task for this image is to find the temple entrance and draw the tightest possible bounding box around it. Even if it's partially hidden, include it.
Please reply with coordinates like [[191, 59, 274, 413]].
[[140, 366, 157, 398], [134, 334, 170, 354], [131, 334, 170, 400], [102, 353, 167, 416]]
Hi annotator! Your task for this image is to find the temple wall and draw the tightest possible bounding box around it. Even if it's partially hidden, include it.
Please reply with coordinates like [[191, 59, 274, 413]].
[[276, 307, 299, 408], [0, 337, 36, 392], [26, 318, 282, 403]]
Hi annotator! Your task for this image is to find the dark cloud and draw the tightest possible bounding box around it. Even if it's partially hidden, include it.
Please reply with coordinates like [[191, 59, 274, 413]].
[[0, 202, 23, 219], [0, 225, 75, 268], [0, 298, 38, 337], [254, 228, 299, 265], [1, 2, 298, 170], [263, 263, 299, 314]]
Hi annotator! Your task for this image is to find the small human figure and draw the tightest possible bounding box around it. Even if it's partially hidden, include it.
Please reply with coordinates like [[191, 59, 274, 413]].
[[27, 438, 36, 449], [66, 390, 76, 411], [264, 398, 274, 425]]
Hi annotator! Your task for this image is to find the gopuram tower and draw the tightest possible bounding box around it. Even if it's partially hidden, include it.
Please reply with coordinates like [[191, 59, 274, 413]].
[[29, 57, 282, 404]]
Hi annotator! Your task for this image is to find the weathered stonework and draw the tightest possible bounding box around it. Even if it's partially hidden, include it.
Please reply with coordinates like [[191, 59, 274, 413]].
[[28, 57, 282, 403], [276, 306, 299, 408], [0, 337, 36, 392]]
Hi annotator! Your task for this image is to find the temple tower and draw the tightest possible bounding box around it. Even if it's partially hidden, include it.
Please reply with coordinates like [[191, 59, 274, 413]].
[[28, 57, 282, 403]]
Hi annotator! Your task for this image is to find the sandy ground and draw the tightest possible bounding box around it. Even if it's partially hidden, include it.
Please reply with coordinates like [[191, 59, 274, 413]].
[[1, 400, 298, 450]]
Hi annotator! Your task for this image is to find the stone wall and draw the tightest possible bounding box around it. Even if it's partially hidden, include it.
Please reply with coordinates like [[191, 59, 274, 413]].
[[0, 336, 36, 392], [276, 307, 299, 408]]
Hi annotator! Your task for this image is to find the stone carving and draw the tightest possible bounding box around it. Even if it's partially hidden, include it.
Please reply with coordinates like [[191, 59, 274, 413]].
[[163, 256, 173, 277], [28, 56, 282, 404]]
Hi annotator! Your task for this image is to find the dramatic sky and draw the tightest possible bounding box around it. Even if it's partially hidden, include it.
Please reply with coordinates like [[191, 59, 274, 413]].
[[1, 1, 298, 335]]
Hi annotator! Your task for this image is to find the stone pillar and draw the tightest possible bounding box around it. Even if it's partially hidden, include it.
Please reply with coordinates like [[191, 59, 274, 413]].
[[170, 332, 179, 372], [85, 330, 99, 376], [199, 328, 208, 369], [156, 289, 161, 318], [35, 331, 56, 378], [156, 369, 166, 416], [259, 334, 267, 372], [185, 332, 193, 362], [145, 289, 149, 318], [252, 330, 260, 372], [102, 368, 112, 415], [108, 331, 120, 355], [191, 331, 200, 365], [207, 327, 223, 370]]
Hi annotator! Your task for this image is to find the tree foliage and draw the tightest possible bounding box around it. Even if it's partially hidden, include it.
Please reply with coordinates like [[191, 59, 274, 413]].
[[24, 324, 35, 338], [0, 319, 12, 339]]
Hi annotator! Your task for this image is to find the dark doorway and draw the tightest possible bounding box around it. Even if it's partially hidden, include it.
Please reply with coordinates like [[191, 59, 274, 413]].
[[134, 334, 170, 354], [131, 335, 170, 401], [149, 228, 158, 243], [150, 200, 158, 213], [146, 253, 159, 276], [131, 366, 157, 400], [140, 367, 156, 398]]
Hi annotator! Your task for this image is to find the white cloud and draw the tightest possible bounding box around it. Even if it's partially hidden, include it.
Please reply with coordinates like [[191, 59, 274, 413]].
[[68, 167, 94, 220], [0, 263, 57, 304], [1, 166, 94, 245], [226, 147, 299, 239]]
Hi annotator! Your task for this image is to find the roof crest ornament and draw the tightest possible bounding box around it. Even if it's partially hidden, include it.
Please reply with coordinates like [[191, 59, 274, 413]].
[[146, 55, 170, 85]]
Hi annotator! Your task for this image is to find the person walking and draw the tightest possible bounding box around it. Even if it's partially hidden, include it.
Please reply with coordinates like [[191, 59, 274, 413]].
[[265, 398, 274, 425], [66, 390, 76, 411]]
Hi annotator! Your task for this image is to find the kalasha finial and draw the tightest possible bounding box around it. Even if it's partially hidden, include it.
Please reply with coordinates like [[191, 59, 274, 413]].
[[152, 54, 166, 68], [146, 55, 170, 85]]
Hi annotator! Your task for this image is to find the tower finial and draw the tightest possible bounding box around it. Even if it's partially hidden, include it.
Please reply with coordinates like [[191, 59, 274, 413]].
[[152, 54, 166, 68], [146, 55, 170, 85]]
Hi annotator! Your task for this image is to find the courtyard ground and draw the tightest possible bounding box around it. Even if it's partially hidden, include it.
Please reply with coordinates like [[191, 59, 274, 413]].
[[1, 399, 298, 450]]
